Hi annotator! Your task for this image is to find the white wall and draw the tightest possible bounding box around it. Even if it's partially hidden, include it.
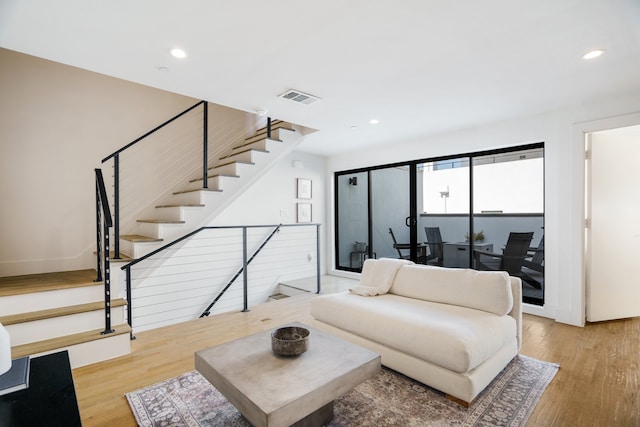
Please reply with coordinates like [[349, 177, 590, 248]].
[[0, 48, 268, 277], [0, 48, 197, 276], [213, 150, 328, 274], [326, 90, 640, 326]]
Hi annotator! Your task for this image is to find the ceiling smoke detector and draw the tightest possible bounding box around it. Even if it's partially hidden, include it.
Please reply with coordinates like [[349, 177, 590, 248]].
[[279, 89, 321, 105]]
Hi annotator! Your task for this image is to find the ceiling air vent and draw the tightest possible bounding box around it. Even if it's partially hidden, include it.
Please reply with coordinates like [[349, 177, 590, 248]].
[[279, 89, 321, 105]]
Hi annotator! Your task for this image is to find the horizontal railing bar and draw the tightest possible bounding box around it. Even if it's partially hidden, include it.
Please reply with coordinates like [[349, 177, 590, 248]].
[[102, 100, 205, 163], [120, 223, 320, 270]]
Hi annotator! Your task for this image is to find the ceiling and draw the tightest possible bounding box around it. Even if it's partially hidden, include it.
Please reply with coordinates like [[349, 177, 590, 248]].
[[1, 0, 640, 156]]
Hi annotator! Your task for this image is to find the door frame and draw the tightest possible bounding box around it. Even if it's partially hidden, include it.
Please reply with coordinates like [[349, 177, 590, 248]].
[[572, 112, 640, 326]]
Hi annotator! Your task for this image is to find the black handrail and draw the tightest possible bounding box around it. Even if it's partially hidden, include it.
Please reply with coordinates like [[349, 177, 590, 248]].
[[94, 168, 115, 335], [200, 225, 281, 317], [101, 100, 205, 163], [100, 100, 207, 258], [119, 223, 320, 336]]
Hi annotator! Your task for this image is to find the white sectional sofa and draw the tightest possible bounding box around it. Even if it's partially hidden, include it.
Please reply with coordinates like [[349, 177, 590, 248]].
[[310, 258, 522, 406]]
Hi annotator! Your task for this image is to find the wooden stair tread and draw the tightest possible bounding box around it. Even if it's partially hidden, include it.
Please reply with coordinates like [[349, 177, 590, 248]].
[[189, 173, 239, 184], [173, 188, 222, 195], [0, 269, 99, 297], [251, 121, 293, 136], [219, 147, 269, 160], [0, 299, 127, 326], [120, 234, 163, 243], [92, 251, 134, 262], [107, 251, 133, 262], [155, 204, 205, 208], [11, 323, 132, 359], [136, 219, 185, 224], [211, 160, 255, 170], [233, 136, 282, 150]]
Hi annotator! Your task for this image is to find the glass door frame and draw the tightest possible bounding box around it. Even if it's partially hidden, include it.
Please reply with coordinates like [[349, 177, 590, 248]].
[[334, 142, 544, 305]]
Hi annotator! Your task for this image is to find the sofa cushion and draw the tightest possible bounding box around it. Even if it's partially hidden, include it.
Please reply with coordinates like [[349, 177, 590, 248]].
[[350, 258, 413, 296], [311, 292, 516, 373], [390, 265, 513, 316]]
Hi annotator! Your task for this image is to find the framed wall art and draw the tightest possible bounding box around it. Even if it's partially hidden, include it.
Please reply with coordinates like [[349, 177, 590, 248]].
[[297, 178, 312, 199], [297, 203, 312, 223]]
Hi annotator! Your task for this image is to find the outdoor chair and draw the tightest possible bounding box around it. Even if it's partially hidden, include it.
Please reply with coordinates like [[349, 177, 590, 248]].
[[424, 227, 444, 266], [388, 228, 411, 260], [521, 235, 544, 289], [474, 232, 534, 278]]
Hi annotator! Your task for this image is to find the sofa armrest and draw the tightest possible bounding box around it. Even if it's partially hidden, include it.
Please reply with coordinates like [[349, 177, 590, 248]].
[[508, 276, 523, 351]]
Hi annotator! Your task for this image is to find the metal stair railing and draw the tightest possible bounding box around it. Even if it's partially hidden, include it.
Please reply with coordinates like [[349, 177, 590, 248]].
[[94, 168, 115, 335], [200, 224, 280, 317], [119, 223, 320, 338], [97, 101, 276, 261], [101, 100, 206, 259]]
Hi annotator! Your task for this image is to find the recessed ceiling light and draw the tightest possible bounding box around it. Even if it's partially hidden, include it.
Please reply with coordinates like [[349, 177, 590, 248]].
[[369, 119, 379, 124], [583, 49, 605, 60], [170, 48, 187, 59]]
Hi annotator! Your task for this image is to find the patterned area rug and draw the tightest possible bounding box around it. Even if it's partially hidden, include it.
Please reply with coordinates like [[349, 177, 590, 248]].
[[126, 355, 558, 427]]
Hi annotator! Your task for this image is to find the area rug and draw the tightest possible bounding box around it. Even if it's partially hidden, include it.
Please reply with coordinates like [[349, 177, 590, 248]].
[[126, 355, 558, 427]]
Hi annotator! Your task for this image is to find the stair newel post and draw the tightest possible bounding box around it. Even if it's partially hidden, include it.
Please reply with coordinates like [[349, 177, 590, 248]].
[[95, 172, 104, 282], [101, 222, 115, 335], [267, 117, 272, 139], [125, 266, 135, 340], [202, 101, 209, 189], [113, 153, 121, 259], [316, 224, 321, 294], [242, 227, 249, 312]]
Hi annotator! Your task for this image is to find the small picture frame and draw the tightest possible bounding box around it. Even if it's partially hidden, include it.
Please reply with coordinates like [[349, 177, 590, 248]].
[[297, 203, 312, 223], [297, 178, 312, 199]]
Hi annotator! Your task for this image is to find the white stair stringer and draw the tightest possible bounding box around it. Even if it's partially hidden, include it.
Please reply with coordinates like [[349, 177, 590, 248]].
[[119, 126, 304, 259]]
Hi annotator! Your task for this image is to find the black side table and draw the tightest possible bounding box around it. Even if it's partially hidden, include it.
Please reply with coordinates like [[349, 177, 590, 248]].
[[0, 350, 81, 427]]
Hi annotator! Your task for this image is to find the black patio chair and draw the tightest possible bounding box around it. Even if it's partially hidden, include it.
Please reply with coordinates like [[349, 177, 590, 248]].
[[521, 235, 544, 289], [424, 227, 444, 266], [474, 232, 534, 278]]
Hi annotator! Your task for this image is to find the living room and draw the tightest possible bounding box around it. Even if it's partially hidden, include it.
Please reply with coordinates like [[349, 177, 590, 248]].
[[1, 1, 640, 425]]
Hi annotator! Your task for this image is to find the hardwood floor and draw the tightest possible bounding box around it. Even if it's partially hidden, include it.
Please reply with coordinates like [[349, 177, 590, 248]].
[[72, 292, 640, 426]]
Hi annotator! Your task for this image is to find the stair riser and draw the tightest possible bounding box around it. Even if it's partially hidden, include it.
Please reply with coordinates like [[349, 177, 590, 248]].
[[231, 138, 269, 153], [221, 150, 254, 164], [185, 175, 228, 192], [211, 162, 239, 176], [170, 191, 205, 205], [30, 332, 131, 369], [6, 306, 126, 346], [137, 222, 185, 240], [155, 206, 205, 222], [241, 128, 289, 146], [0, 286, 104, 316]]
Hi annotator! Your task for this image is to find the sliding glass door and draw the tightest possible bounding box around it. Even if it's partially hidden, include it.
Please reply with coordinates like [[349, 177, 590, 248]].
[[370, 165, 412, 262], [472, 148, 544, 304], [419, 157, 471, 268], [335, 172, 369, 270], [335, 143, 545, 305]]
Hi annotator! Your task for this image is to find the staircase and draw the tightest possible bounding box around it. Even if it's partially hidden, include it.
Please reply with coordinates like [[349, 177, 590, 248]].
[[0, 270, 131, 368], [119, 120, 300, 259], [0, 119, 306, 368]]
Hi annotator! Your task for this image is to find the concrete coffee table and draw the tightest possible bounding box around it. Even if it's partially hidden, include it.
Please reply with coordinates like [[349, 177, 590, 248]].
[[195, 322, 381, 427]]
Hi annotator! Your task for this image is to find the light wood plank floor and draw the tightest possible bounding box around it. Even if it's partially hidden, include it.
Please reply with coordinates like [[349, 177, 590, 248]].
[[72, 292, 640, 426]]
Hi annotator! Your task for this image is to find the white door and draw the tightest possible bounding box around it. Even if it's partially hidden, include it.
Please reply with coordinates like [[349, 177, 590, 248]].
[[586, 126, 640, 322]]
